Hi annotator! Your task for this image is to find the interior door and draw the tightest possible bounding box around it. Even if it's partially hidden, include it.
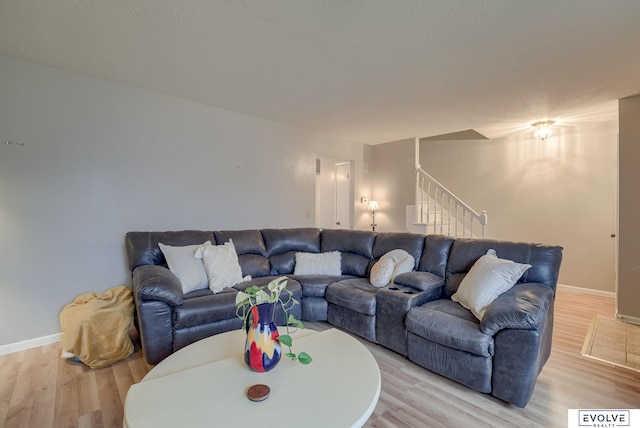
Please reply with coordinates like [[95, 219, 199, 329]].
[[335, 162, 353, 229], [315, 156, 336, 229]]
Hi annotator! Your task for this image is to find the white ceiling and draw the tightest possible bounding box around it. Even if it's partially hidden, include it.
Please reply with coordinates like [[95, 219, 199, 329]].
[[1, 0, 638, 144]]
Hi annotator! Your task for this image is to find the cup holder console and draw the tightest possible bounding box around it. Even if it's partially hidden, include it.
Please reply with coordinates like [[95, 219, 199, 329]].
[[388, 287, 399, 290]]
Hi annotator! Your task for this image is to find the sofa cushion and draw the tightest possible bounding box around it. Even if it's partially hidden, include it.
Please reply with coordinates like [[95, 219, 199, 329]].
[[325, 278, 378, 316], [444, 239, 562, 298], [158, 241, 211, 294], [263, 228, 321, 275], [371, 232, 424, 270], [126, 230, 216, 271], [417, 234, 454, 277], [294, 251, 342, 275], [406, 299, 494, 357], [393, 271, 444, 292], [451, 249, 531, 320], [320, 229, 376, 276], [414, 297, 478, 323], [290, 275, 353, 297], [238, 254, 271, 278], [213, 230, 270, 277], [262, 228, 321, 256], [268, 252, 296, 275]]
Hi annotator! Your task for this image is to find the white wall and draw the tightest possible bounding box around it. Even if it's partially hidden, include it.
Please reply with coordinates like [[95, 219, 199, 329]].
[[368, 122, 618, 293], [417, 122, 618, 292], [369, 138, 415, 232], [0, 54, 367, 346]]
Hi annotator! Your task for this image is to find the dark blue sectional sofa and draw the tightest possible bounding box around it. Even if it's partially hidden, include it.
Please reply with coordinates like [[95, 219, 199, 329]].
[[125, 228, 562, 407]]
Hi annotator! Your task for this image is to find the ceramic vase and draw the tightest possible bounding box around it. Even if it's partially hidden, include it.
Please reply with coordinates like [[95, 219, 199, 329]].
[[244, 302, 281, 372]]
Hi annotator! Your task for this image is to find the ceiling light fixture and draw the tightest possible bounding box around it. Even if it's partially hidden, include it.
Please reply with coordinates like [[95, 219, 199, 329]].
[[532, 120, 555, 141]]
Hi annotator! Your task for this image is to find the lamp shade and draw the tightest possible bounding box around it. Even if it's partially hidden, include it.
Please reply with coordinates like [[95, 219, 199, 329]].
[[368, 201, 379, 211]]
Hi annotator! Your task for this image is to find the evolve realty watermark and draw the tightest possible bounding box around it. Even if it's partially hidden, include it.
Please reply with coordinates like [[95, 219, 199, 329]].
[[568, 410, 640, 428]]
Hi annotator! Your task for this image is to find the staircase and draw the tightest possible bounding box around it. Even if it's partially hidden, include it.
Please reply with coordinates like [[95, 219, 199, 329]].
[[406, 138, 487, 238]]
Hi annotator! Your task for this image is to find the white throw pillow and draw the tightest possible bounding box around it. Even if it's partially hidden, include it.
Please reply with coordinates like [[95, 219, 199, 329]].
[[370, 258, 395, 287], [451, 249, 532, 320], [370, 249, 415, 287], [293, 251, 342, 276], [158, 241, 212, 294], [381, 249, 415, 281], [194, 239, 250, 293]]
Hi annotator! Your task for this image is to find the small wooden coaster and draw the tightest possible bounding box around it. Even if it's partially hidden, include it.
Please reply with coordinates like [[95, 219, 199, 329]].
[[246, 384, 270, 402]]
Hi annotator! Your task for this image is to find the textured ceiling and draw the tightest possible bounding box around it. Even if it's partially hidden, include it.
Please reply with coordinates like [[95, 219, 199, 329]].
[[0, 0, 638, 144]]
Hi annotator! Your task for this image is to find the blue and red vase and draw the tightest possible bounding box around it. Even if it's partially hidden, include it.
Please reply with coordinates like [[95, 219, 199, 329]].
[[244, 302, 281, 372]]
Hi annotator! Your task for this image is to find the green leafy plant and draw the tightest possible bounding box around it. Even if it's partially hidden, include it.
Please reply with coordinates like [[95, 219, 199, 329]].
[[235, 276, 312, 365]]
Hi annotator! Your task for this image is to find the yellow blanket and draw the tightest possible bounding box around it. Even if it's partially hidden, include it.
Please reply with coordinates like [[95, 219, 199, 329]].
[[60, 285, 134, 368]]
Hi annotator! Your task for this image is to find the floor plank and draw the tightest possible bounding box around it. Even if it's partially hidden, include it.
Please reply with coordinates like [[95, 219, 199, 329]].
[[0, 289, 638, 427]]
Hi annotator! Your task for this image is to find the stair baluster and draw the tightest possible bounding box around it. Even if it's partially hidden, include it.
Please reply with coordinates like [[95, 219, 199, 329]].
[[407, 167, 487, 239]]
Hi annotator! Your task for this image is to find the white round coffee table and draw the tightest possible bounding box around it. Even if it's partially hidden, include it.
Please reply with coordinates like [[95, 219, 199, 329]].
[[124, 328, 381, 428]]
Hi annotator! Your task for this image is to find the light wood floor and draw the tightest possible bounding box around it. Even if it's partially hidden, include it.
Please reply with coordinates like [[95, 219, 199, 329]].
[[1, 289, 639, 427]]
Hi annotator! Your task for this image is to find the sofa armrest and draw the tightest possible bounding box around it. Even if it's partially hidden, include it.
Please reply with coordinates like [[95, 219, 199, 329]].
[[393, 271, 444, 293], [480, 282, 554, 336], [132, 265, 184, 306], [489, 284, 556, 407]]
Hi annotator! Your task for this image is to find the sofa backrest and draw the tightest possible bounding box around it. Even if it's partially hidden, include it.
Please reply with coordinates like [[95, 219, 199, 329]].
[[417, 234, 454, 277], [125, 230, 215, 271], [213, 230, 270, 278], [443, 238, 563, 298], [125, 230, 562, 295], [371, 232, 425, 270], [262, 228, 321, 275], [320, 229, 376, 276]]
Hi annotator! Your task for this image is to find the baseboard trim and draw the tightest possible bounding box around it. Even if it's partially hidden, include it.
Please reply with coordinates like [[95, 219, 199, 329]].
[[616, 314, 640, 325], [556, 283, 615, 299], [0, 332, 63, 356]]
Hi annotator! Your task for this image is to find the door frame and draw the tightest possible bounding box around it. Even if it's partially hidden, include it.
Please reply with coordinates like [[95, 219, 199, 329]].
[[314, 157, 354, 230], [334, 161, 354, 229]]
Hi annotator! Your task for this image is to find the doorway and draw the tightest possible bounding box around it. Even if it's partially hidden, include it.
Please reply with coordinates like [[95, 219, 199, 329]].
[[315, 157, 354, 230]]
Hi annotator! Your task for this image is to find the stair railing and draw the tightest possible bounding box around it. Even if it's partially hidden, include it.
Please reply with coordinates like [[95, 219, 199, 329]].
[[415, 167, 487, 238]]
